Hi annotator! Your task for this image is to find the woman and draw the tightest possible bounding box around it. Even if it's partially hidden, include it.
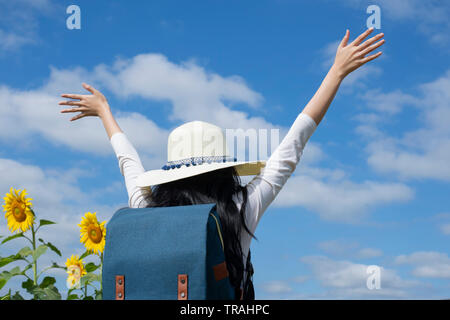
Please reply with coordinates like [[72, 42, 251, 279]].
[[59, 28, 384, 299]]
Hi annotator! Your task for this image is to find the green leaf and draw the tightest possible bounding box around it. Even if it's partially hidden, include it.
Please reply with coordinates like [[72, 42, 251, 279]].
[[80, 272, 101, 287], [45, 285, 62, 300], [95, 291, 102, 300], [0, 266, 22, 279], [38, 239, 61, 257], [39, 276, 56, 288], [0, 266, 23, 290], [0, 279, 6, 291], [11, 291, 24, 300], [79, 250, 92, 260], [85, 262, 99, 273], [22, 278, 35, 293], [1, 290, 11, 300], [32, 284, 61, 300], [38, 219, 56, 228], [44, 242, 61, 257], [17, 246, 33, 258], [1, 232, 24, 245], [32, 244, 48, 261], [66, 287, 75, 297], [83, 296, 94, 300], [0, 255, 19, 268], [9, 266, 22, 275], [67, 294, 79, 300]]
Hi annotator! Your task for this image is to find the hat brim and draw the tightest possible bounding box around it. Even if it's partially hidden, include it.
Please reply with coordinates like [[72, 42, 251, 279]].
[[135, 160, 266, 187]]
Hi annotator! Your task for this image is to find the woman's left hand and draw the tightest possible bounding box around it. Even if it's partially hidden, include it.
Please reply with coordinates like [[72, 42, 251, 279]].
[[332, 27, 385, 79]]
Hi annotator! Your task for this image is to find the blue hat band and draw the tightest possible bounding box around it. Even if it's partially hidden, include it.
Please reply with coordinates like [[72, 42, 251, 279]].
[[161, 156, 237, 170]]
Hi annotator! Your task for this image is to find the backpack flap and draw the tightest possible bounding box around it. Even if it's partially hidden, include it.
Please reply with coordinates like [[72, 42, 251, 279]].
[[102, 203, 216, 300]]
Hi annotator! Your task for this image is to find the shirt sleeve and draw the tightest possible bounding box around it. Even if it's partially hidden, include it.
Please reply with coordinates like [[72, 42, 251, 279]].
[[110, 132, 152, 208], [243, 112, 318, 232]]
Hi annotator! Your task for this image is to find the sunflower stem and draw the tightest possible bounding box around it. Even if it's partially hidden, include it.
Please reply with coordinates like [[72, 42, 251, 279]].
[[31, 223, 37, 286]]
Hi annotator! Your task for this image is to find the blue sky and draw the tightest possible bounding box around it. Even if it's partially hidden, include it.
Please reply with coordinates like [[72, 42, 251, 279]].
[[0, 0, 449, 299]]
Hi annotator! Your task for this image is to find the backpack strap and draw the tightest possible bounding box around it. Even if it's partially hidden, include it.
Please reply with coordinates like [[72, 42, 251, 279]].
[[211, 204, 255, 300]]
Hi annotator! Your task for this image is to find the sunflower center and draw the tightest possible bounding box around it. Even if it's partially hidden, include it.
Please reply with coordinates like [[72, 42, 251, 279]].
[[87, 224, 102, 244], [12, 203, 27, 222]]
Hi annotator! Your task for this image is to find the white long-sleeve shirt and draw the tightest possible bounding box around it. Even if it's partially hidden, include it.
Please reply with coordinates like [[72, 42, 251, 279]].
[[110, 112, 317, 288]]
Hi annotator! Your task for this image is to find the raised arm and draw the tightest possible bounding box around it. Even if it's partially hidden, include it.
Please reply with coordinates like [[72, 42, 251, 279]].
[[59, 83, 151, 208], [244, 28, 385, 230], [302, 27, 384, 125]]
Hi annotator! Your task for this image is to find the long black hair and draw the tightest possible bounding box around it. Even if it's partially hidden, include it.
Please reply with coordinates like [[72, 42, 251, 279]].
[[145, 166, 256, 294]]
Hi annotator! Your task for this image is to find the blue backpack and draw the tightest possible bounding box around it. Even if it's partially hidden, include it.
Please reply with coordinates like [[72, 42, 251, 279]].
[[102, 203, 251, 300]]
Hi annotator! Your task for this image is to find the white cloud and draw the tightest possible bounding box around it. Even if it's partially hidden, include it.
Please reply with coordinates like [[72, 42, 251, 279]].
[[355, 70, 450, 181], [301, 255, 424, 299], [92, 53, 270, 130], [361, 89, 418, 115], [0, 29, 35, 51], [353, 113, 384, 139], [0, 0, 56, 52], [260, 281, 293, 294], [366, 139, 450, 181], [300, 142, 326, 165], [272, 165, 414, 223], [395, 251, 450, 279], [0, 85, 168, 157]]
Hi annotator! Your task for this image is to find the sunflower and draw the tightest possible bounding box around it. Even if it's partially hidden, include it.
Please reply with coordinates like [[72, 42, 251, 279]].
[[2, 187, 35, 233], [78, 212, 106, 254], [65, 254, 86, 289]]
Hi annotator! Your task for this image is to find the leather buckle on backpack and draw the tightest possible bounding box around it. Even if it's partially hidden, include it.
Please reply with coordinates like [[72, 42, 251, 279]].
[[178, 274, 188, 300], [115, 275, 125, 300]]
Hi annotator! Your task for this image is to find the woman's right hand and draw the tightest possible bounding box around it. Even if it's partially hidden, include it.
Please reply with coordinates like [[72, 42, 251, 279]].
[[59, 83, 111, 121], [331, 27, 385, 80]]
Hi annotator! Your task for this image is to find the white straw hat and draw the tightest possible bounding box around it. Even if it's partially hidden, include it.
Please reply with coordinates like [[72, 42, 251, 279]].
[[136, 121, 266, 187]]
